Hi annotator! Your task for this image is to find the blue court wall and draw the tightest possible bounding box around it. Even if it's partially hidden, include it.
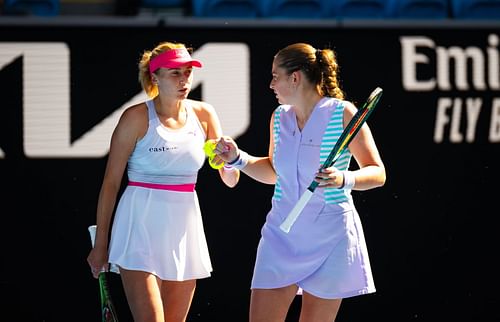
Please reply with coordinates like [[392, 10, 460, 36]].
[[0, 18, 499, 322]]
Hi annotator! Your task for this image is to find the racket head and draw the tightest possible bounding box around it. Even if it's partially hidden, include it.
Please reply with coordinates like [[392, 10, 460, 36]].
[[337, 87, 382, 152], [321, 87, 383, 169]]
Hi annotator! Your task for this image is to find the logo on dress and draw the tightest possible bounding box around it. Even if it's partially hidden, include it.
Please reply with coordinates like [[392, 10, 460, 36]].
[[148, 146, 179, 152]]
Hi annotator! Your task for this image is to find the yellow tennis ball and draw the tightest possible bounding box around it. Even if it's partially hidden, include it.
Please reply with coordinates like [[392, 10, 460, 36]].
[[203, 141, 224, 169], [208, 155, 224, 169], [203, 140, 216, 157]]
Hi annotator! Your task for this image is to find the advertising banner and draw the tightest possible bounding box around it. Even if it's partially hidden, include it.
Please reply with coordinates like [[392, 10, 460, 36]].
[[1, 20, 499, 321]]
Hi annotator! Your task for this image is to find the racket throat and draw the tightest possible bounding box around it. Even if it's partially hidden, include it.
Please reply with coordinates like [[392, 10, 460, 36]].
[[309, 181, 319, 192]]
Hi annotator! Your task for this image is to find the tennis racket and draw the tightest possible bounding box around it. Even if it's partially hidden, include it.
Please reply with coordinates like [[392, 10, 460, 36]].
[[88, 225, 120, 322], [279, 87, 383, 233]]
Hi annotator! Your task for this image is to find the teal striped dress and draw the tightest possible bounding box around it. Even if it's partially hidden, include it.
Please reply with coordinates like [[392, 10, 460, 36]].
[[251, 97, 376, 299]]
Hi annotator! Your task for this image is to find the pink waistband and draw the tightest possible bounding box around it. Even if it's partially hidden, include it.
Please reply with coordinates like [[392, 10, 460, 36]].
[[128, 181, 195, 192]]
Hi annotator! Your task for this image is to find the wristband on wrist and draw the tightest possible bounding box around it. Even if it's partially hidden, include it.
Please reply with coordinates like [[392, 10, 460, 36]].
[[227, 153, 240, 165], [341, 170, 355, 190], [227, 150, 249, 170], [338, 172, 346, 189], [223, 164, 235, 171]]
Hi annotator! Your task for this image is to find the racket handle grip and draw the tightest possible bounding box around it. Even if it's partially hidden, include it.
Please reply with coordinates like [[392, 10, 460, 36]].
[[279, 189, 314, 233]]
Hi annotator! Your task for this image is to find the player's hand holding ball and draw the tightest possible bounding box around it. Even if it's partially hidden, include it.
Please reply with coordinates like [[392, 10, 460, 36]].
[[203, 137, 239, 170], [204, 139, 224, 169]]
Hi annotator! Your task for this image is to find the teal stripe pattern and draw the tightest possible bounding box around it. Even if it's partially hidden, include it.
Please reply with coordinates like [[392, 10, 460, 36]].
[[272, 107, 283, 201], [321, 102, 352, 203]]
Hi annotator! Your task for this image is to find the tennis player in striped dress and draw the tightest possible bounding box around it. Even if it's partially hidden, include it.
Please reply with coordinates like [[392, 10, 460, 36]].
[[213, 42, 386, 322]]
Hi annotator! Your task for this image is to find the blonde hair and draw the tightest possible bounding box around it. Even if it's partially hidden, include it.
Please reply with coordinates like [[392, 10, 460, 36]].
[[275, 43, 344, 99], [138, 41, 192, 98]]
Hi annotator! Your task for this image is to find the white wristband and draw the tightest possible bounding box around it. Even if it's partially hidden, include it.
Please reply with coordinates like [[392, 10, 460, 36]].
[[223, 164, 235, 171], [340, 171, 355, 190], [227, 150, 249, 170]]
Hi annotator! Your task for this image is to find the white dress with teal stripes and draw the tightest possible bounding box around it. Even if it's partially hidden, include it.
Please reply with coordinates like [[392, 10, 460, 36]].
[[250, 97, 376, 299]]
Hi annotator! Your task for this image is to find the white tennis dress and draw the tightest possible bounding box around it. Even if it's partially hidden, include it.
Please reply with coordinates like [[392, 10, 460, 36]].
[[251, 97, 376, 299], [108, 99, 212, 281]]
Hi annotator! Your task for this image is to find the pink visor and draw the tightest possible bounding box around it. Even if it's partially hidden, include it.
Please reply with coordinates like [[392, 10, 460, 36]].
[[149, 48, 202, 74]]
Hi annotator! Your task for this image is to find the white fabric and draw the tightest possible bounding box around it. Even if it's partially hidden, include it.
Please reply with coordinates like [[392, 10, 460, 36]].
[[108, 99, 212, 281], [109, 187, 212, 280]]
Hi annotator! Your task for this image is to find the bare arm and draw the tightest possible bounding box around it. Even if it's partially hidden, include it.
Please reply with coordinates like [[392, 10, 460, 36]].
[[87, 104, 146, 277], [341, 101, 386, 190], [215, 112, 277, 185], [191, 100, 240, 188]]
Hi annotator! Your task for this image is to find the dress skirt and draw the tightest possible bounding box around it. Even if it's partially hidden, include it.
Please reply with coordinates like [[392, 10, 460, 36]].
[[251, 200, 375, 299], [108, 185, 213, 281]]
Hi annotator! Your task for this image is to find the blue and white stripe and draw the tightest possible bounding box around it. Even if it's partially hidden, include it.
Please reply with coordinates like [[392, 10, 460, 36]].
[[321, 103, 352, 203], [272, 106, 283, 200]]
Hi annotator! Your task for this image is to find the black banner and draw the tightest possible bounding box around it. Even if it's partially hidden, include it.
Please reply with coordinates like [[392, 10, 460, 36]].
[[1, 19, 499, 321]]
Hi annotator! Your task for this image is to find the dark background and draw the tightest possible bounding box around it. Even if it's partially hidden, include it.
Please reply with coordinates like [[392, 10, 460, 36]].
[[1, 19, 499, 321]]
